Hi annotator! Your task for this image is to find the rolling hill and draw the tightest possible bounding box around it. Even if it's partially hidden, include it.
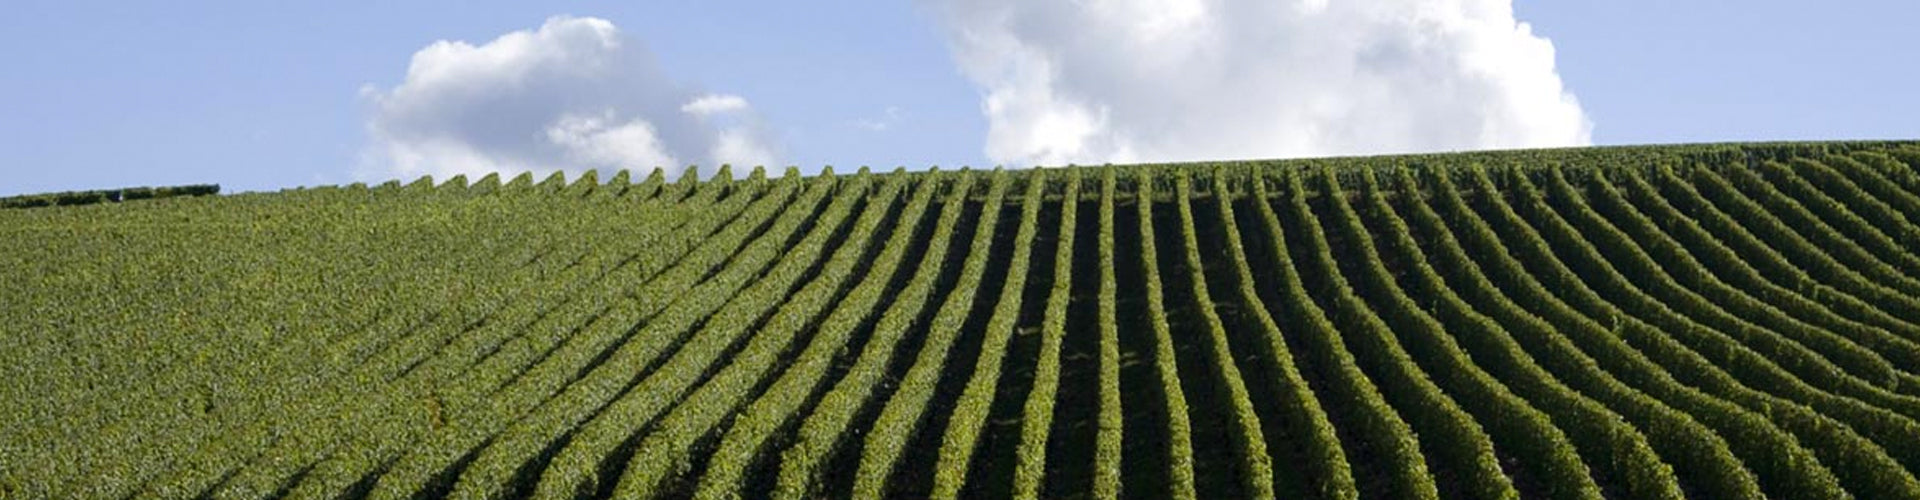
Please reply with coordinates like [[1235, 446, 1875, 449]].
[[5, 141, 1920, 499]]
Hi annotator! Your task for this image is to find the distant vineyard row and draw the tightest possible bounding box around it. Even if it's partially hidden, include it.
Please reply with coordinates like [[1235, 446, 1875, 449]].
[[0, 184, 218, 209], [5, 141, 1920, 499]]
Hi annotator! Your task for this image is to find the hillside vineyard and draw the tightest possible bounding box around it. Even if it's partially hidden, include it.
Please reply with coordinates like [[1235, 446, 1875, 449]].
[[6, 143, 1920, 499]]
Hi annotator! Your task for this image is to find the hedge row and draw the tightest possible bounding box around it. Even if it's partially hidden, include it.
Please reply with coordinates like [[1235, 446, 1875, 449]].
[[277, 177, 755, 498], [765, 172, 982, 499], [1207, 168, 1357, 499], [1166, 169, 1276, 498], [614, 170, 929, 498], [925, 170, 1050, 500], [1276, 170, 1515, 500], [1592, 168, 1920, 384], [850, 170, 1015, 499], [1677, 164, 1920, 320], [693, 171, 966, 500], [1625, 165, 1920, 358], [1091, 167, 1125, 499], [438, 172, 827, 500], [1422, 167, 1847, 499], [1549, 167, 1905, 391], [1320, 169, 1606, 500], [1010, 168, 1082, 499], [1711, 164, 1920, 297], [528, 171, 881, 499], [0, 184, 218, 209], [1244, 168, 1438, 500], [346, 170, 787, 498], [1758, 160, 1920, 277], [1125, 173, 1200, 500], [1395, 168, 1763, 498], [1353, 170, 1688, 499], [127, 182, 735, 499], [1489, 167, 1920, 499]]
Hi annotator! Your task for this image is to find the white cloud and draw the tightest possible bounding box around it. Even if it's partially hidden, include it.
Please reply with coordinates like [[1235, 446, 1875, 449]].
[[544, 110, 678, 169], [922, 0, 1593, 166], [359, 16, 778, 182], [711, 128, 778, 172], [680, 94, 751, 116]]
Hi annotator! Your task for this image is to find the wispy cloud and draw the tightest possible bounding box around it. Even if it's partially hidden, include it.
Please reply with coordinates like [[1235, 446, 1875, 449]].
[[680, 94, 752, 116], [853, 106, 903, 132]]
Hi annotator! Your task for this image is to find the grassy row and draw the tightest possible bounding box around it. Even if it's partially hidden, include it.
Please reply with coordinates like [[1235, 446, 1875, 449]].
[[1661, 169, 1920, 416], [1244, 169, 1437, 500], [1275, 170, 1514, 500], [437, 171, 833, 500], [0, 184, 219, 209], [1550, 168, 1906, 390], [1319, 170, 1606, 500], [1823, 152, 1920, 297], [1605, 163, 1920, 458], [231, 175, 760, 498], [1794, 157, 1920, 253], [527, 170, 883, 499], [696, 171, 970, 500], [926, 170, 1049, 500], [1759, 160, 1920, 277], [1397, 168, 1766, 498], [1594, 168, 1920, 381], [1631, 164, 1920, 355], [1010, 168, 1082, 499], [1356, 170, 1693, 498], [324, 173, 779, 496], [121, 180, 730, 499], [1166, 170, 1276, 498], [1443, 165, 1866, 500], [1426, 166, 1850, 498], [1877, 148, 1920, 189], [1126, 173, 1200, 499], [849, 170, 1013, 499], [1207, 168, 1357, 499], [631, 168, 668, 200], [765, 172, 982, 499], [17, 142, 1920, 498], [6, 199, 450, 497], [0, 164, 760, 496], [1677, 163, 1920, 324], [141, 181, 710, 497], [1837, 152, 1920, 231], [1093, 168, 1124, 499], [1712, 164, 1920, 297], [444, 174, 776, 402], [1489, 167, 1920, 499], [614, 169, 937, 497], [329, 170, 785, 498], [1512, 167, 1891, 416]]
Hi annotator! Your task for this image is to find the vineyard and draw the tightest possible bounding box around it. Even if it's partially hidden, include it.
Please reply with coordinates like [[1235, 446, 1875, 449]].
[[7, 141, 1920, 499]]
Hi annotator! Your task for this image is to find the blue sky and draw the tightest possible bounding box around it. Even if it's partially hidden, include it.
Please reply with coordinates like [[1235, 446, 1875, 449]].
[[1, 0, 1915, 196]]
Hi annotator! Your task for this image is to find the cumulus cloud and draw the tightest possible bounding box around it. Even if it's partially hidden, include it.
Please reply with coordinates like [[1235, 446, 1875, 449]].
[[359, 16, 777, 181], [921, 0, 1593, 166]]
